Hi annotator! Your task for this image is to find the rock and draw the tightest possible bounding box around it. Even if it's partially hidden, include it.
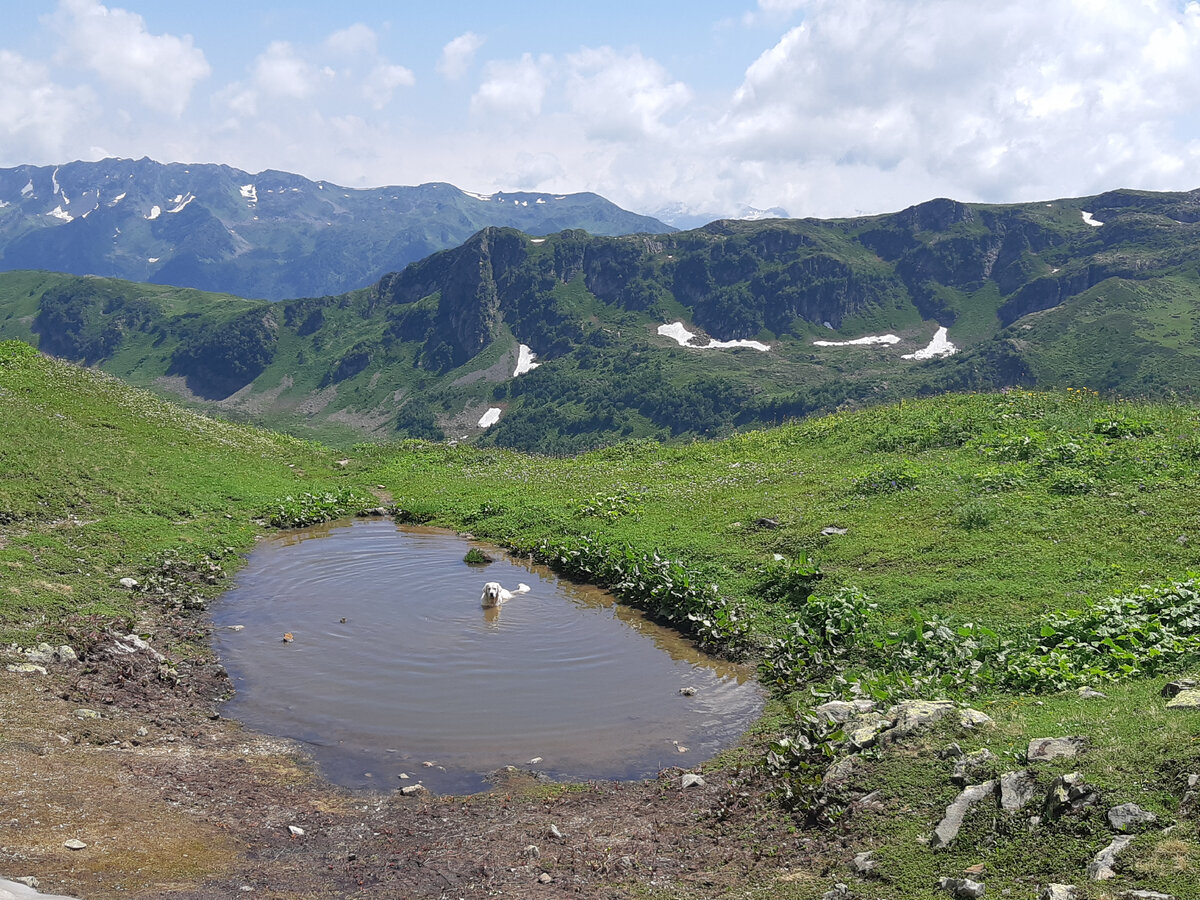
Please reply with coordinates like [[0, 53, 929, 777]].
[[1179, 774, 1198, 818], [999, 770, 1038, 812], [523, 845, 540, 860], [940, 743, 964, 759], [1044, 772, 1096, 819], [822, 756, 857, 791], [1107, 802, 1158, 832], [1076, 687, 1106, 700], [6, 663, 47, 675], [118, 577, 138, 589], [679, 686, 697, 696], [815, 699, 876, 724], [1040, 885, 1077, 900], [852, 850, 876, 875], [952, 749, 996, 785], [537, 872, 552, 884], [13, 877, 39, 888], [1027, 736, 1086, 762], [228, 624, 245, 632], [963, 863, 986, 876], [110, 633, 164, 661], [422, 761, 435, 767], [288, 825, 305, 837], [74, 708, 101, 720], [548, 824, 564, 839], [755, 517, 780, 529], [845, 713, 893, 749], [821, 526, 848, 536], [281, 632, 294, 643], [884, 699, 957, 740], [820, 884, 848, 900], [939, 876, 986, 898], [1087, 834, 1134, 880], [400, 784, 427, 796], [63, 838, 87, 850], [959, 709, 994, 728], [135, 727, 148, 737], [1161, 678, 1197, 698], [1120, 892, 1175, 900], [528, 757, 543, 765], [930, 780, 997, 848], [1165, 689, 1200, 709], [680, 773, 706, 789]]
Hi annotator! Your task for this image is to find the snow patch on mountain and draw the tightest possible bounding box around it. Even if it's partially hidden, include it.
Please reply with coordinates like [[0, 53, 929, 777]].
[[20, 180, 33, 197], [478, 407, 502, 428], [46, 205, 72, 222], [658, 322, 770, 352], [168, 193, 195, 214], [240, 184, 258, 203], [1081, 210, 1103, 227], [514, 344, 540, 376], [901, 326, 957, 360], [813, 334, 901, 347], [146, 205, 161, 220], [461, 189, 493, 202]]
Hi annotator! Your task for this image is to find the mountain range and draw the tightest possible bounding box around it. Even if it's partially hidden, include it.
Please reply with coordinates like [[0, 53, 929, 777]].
[[1, 181, 1198, 452], [0, 158, 670, 301]]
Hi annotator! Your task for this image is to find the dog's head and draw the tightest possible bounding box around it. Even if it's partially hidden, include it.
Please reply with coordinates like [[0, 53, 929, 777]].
[[481, 582, 502, 605]]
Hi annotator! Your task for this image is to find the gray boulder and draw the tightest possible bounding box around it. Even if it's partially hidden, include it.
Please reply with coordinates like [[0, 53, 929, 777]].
[[952, 749, 996, 785], [931, 780, 997, 848], [1107, 802, 1158, 833], [1179, 773, 1198, 818], [939, 876, 986, 898], [1027, 736, 1086, 762], [885, 699, 957, 740], [1165, 689, 1200, 710], [1161, 678, 1197, 698], [999, 770, 1039, 812], [1040, 886, 1077, 900], [815, 699, 876, 724], [1043, 772, 1096, 819], [1086, 834, 1133, 880]]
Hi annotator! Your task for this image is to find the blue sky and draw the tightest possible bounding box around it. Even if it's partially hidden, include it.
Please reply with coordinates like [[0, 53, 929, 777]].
[[2, 1, 1200, 221]]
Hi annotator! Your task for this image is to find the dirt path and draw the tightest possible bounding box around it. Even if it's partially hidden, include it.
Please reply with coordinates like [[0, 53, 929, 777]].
[[0, 613, 823, 899]]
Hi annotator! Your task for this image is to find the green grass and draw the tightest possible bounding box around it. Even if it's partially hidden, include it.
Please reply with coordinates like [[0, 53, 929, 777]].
[[1, 339, 1197, 897]]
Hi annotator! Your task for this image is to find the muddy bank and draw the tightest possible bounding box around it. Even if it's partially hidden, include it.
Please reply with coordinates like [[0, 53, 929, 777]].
[[0, 594, 820, 898]]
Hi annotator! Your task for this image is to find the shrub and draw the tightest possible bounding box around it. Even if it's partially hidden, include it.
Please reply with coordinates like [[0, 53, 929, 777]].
[[267, 488, 375, 528]]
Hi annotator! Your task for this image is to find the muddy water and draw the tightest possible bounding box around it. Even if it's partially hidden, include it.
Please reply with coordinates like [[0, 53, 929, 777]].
[[212, 518, 763, 794]]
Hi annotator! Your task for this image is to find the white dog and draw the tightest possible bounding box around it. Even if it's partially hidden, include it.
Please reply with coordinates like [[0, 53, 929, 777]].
[[480, 581, 530, 608]]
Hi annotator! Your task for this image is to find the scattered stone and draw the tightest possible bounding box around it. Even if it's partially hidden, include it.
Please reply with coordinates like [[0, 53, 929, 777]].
[[885, 699, 957, 740], [1120, 892, 1174, 900], [1044, 772, 1096, 819], [1161, 679, 1197, 698], [821, 526, 848, 536], [940, 743, 964, 759], [1179, 774, 1198, 818], [12, 877, 39, 888], [931, 780, 997, 848], [228, 625, 245, 632], [63, 838, 87, 850], [1107, 802, 1158, 832], [400, 784, 427, 796], [999, 770, 1039, 812], [1040, 885, 1077, 900], [135, 727, 148, 737], [821, 884, 848, 900], [359, 507, 390, 517], [1076, 687, 1107, 700], [845, 713, 893, 749], [679, 686, 697, 696], [952, 749, 996, 785], [1027, 737, 1086, 762], [959, 708, 994, 728], [523, 845, 540, 860], [1165, 689, 1200, 710], [963, 863, 986, 876], [852, 850, 877, 875], [281, 632, 294, 643], [680, 773, 706, 789], [815, 698, 876, 724], [548, 824, 564, 839], [118, 577, 138, 589], [755, 517, 780, 529], [528, 757, 543, 765], [110, 632, 164, 661], [538, 873, 552, 884], [74, 708, 101, 720], [6, 663, 47, 675], [55, 645, 77, 662], [422, 761, 435, 767], [288, 825, 305, 837], [398, 773, 409, 779], [822, 756, 857, 791], [1087, 834, 1134, 880], [939, 876, 986, 898], [674, 743, 689, 753]]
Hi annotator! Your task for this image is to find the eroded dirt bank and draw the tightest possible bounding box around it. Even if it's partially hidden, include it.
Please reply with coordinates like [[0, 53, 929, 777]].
[[1, 610, 826, 899]]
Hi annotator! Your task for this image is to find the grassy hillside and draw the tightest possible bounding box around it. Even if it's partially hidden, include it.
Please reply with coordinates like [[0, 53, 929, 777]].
[[1, 341, 1197, 898], [4, 187, 1200, 453]]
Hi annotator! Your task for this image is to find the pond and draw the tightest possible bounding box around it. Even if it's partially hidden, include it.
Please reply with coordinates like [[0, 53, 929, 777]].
[[212, 518, 763, 794]]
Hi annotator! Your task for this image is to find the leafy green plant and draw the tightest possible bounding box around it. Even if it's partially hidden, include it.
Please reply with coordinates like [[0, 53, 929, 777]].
[[851, 464, 919, 495], [266, 488, 374, 528]]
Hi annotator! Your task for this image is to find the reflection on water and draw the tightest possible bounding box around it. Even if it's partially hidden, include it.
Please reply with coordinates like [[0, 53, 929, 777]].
[[212, 518, 763, 793]]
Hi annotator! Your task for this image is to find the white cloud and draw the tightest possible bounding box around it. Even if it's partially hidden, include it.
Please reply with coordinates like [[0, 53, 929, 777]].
[[325, 23, 378, 58], [0, 50, 95, 162], [437, 32, 485, 80], [252, 41, 320, 100], [470, 53, 550, 120], [565, 47, 691, 141], [363, 63, 416, 109], [46, 0, 209, 117]]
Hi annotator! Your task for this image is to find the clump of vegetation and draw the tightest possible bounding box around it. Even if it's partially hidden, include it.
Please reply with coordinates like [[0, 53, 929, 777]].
[[462, 548, 493, 565], [266, 488, 374, 528]]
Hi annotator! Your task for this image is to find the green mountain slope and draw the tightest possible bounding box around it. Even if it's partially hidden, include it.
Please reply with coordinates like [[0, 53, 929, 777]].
[[3, 187, 1199, 450], [0, 158, 671, 300]]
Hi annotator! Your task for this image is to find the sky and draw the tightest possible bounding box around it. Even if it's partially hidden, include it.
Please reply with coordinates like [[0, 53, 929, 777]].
[[2, 0, 1199, 222]]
